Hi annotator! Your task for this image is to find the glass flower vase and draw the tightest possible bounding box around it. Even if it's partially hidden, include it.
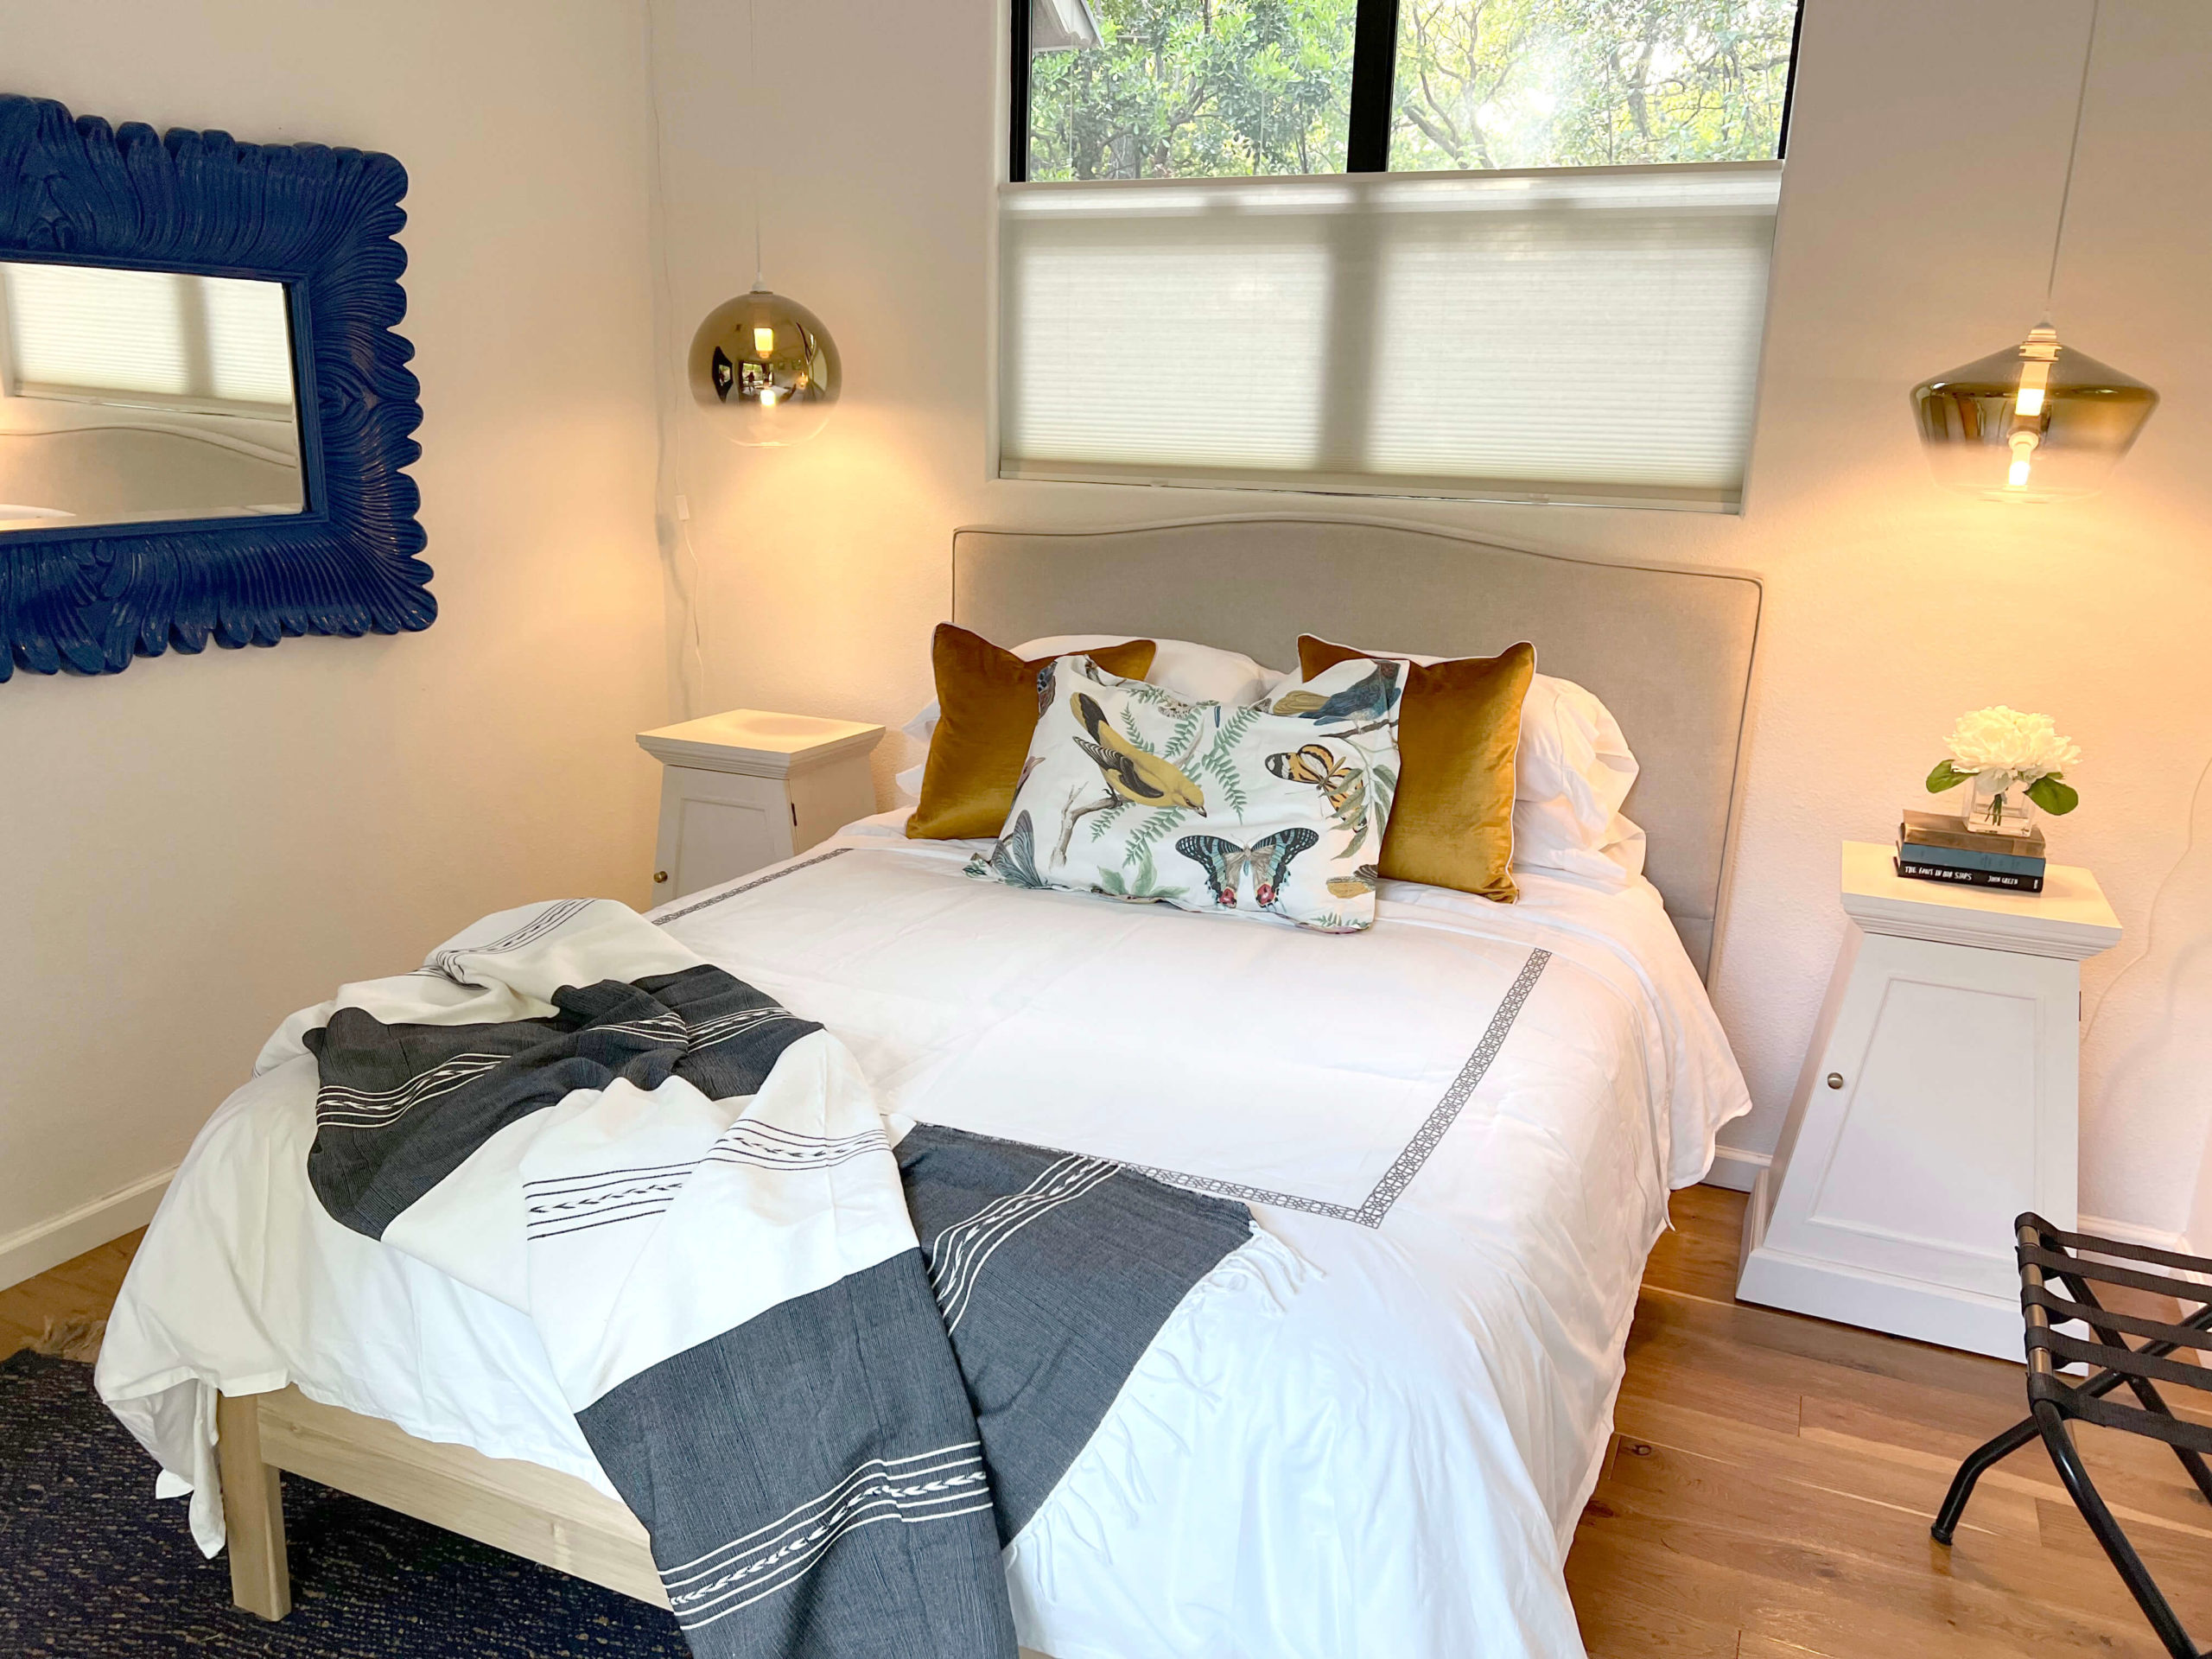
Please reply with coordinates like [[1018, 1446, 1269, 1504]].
[[1964, 778, 2039, 837]]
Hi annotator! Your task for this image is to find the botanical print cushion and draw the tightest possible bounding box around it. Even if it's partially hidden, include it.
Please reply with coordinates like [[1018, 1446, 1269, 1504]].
[[966, 653, 1404, 932]]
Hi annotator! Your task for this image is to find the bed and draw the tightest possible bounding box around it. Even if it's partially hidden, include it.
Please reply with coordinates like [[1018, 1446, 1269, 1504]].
[[95, 515, 1763, 1658]]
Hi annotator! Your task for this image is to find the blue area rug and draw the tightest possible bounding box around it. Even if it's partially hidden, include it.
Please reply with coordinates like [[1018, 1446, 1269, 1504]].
[[0, 1349, 688, 1656]]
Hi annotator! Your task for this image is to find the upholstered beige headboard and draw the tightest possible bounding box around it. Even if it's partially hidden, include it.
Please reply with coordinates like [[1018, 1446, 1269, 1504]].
[[951, 515, 1761, 981]]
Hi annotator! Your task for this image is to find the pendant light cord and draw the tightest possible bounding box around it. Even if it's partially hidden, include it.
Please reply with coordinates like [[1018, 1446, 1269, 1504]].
[[750, 0, 764, 290], [642, 0, 709, 717], [2044, 0, 2102, 315]]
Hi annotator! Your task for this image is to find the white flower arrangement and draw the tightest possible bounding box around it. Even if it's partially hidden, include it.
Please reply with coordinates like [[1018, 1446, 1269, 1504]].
[[1926, 705, 2081, 823]]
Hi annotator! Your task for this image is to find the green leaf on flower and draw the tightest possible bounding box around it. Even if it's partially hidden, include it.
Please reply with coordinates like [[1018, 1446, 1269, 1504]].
[[2025, 774, 2079, 815], [1925, 760, 1975, 794]]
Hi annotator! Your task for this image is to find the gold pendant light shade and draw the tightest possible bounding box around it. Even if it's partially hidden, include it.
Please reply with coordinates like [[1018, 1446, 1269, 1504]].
[[1911, 325, 2158, 502], [688, 286, 842, 446]]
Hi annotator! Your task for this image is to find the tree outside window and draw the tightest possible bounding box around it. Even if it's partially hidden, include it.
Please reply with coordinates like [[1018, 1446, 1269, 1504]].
[[1022, 0, 1797, 181]]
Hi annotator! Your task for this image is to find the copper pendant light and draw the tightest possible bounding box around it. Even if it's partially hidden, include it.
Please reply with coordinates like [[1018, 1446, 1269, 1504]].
[[1910, 0, 2158, 501]]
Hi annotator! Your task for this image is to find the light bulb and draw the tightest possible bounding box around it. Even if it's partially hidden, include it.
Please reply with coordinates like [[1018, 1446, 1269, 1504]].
[[2015, 348, 2051, 418], [1911, 325, 2158, 501]]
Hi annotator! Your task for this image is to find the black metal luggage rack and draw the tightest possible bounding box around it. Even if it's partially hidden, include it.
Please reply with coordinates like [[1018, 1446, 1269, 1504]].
[[1934, 1213, 2212, 1659]]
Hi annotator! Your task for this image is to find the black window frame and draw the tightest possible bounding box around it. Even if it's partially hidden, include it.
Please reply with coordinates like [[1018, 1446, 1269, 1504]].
[[1008, 0, 1802, 183]]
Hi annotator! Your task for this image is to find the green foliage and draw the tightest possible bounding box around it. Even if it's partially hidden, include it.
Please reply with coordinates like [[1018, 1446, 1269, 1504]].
[[1162, 705, 1206, 766], [1098, 836, 1179, 897], [1926, 760, 1976, 794], [1391, 0, 1796, 170], [1195, 705, 1266, 817], [1089, 798, 1135, 839], [1031, 0, 1358, 179], [1027, 0, 1795, 179], [1125, 806, 1191, 857], [2025, 773, 2079, 816]]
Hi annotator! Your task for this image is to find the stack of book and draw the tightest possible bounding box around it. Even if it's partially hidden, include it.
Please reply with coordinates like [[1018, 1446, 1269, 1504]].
[[1896, 810, 2046, 893]]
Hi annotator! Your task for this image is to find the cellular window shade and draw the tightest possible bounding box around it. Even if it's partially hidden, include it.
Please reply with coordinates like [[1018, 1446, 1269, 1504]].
[[0, 263, 293, 407], [200, 276, 296, 405], [998, 162, 1782, 512], [3, 261, 193, 398]]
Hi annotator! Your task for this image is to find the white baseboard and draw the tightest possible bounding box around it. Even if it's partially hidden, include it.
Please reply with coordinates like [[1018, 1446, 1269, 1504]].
[[1699, 1144, 1770, 1193], [2078, 1214, 2190, 1256], [2077, 1213, 2207, 1287], [1736, 1169, 2028, 1361], [0, 1166, 174, 1294]]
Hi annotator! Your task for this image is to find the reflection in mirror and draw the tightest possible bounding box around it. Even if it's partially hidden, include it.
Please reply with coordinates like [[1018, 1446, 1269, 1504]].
[[0, 260, 304, 533]]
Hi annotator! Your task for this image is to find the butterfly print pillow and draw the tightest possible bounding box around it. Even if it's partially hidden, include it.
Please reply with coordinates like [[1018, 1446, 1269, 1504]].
[[965, 653, 1403, 932]]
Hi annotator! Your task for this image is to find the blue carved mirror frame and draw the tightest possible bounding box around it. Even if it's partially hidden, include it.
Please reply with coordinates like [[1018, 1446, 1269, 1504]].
[[0, 93, 429, 681]]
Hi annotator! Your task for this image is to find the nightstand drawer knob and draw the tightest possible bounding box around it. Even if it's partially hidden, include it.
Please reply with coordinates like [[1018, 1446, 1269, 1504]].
[[1827, 1072, 1845, 1090], [654, 870, 669, 884]]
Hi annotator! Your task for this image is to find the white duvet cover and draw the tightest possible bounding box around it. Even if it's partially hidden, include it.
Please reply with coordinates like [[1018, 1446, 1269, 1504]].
[[99, 815, 1750, 1659]]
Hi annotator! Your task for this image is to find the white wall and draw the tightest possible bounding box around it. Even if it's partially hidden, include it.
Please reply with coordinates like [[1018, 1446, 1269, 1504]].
[[648, 0, 2212, 1236], [0, 0, 670, 1281]]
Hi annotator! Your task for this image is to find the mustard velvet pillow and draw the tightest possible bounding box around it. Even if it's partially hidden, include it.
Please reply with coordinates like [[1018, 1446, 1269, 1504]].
[[908, 625, 1158, 840], [1297, 634, 1535, 903]]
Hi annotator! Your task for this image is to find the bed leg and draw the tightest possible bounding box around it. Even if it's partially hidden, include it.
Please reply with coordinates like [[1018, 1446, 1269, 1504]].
[[214, 1391, 292, 1620]]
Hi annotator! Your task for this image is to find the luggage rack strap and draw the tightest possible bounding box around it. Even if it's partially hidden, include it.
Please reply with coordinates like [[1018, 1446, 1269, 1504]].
[[2031, 1328, 2212, 1396], [2034, 1381, 2212, 1459], [2027, 1285, 2212, 1352], [2025, 1220, 2212, 1279], [2022, 1243, 2212, 1306]]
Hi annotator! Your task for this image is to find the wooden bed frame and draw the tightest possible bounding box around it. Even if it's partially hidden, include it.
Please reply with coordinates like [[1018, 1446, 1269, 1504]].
[[217, 1384, 1051, 1659], [201, 515, 1762, 1637], [215, 1386, 665, 1621]]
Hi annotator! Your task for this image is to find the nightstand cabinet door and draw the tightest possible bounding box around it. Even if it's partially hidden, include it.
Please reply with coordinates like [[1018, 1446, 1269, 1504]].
[[652, 766, 794, 899], [1739, 928, 2081, 1359]]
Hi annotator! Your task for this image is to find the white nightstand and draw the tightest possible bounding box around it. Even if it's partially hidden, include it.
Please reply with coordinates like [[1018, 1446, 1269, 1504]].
[[1736, 841, 2121, 1359], [637, 710, 884, 900]]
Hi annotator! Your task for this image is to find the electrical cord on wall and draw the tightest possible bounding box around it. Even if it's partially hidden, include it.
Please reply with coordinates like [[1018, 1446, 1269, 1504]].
[[2082, 746, 2212, 1045], [677, 493, 708, 715], [642, 0, 708, 720]]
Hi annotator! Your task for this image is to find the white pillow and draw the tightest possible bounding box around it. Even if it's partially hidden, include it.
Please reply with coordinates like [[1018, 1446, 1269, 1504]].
[[967, 653, 1403, 932], [1012, 635, 1287, 705], [1299, 636, 1643, 887], [893, 634, 1292, 800], [1512, 675, 1644, 887]]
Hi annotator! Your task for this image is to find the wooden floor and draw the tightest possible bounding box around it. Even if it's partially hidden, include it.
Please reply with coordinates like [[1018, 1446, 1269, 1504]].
[[1571, 1184, 2211, 1657], [0, 1228, 139, 1359], [4, 1197, 2206, 1656]]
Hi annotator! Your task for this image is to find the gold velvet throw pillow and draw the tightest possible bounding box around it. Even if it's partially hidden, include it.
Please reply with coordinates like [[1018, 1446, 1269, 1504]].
[[908, 625, 1158, 840], [1297, 634, 1535, 903]]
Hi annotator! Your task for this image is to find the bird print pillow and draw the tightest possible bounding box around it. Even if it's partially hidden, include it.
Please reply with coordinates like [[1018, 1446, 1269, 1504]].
[[967, 652, 1404, 932]]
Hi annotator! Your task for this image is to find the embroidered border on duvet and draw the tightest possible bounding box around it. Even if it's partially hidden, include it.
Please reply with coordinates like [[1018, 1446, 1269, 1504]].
[[1123, 946, 1552, 1228], [651, 846, 856, 926], [656, 849, 1551, 1231]]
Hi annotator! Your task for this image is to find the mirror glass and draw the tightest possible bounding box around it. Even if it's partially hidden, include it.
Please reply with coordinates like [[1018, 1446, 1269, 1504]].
[[0, 259, 304, 533]]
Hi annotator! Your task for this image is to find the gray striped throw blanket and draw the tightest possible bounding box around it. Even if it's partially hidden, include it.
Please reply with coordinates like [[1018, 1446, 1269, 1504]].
[[288, 897, 1252, 1659]]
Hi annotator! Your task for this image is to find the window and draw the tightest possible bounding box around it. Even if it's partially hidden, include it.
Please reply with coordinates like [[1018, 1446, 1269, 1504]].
[[1388, 0, 1799, 172], [1001, 0, 1801, 510], [0, 261, 296, 410], [1014, 0, 1801, 181]]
